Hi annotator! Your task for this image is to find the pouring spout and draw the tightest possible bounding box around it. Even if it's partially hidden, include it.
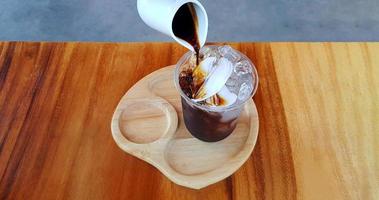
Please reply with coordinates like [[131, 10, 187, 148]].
[[171, 1, 208, 52], [137, 0, 208, 52]]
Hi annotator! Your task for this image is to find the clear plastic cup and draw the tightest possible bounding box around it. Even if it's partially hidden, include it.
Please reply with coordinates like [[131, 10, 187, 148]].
[[174, 45, 258, 142]]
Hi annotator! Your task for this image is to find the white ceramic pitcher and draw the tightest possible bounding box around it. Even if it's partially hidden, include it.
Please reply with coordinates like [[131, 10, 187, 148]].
[[137, 0, 208, 51]]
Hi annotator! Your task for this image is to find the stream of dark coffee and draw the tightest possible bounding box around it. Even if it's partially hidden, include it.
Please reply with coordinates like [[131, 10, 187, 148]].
[[172, 3, 200, 65]]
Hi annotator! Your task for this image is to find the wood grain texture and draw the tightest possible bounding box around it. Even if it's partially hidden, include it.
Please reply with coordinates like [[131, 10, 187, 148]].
[[0, 42, 378, 199], [270, 43, 379, 200]]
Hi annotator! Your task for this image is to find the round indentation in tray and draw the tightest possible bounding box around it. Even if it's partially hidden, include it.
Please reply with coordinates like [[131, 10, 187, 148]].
[[118, 102, 169, 144]]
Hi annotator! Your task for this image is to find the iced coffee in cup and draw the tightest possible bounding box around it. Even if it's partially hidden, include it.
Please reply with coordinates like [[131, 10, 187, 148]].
[[174, 45, 258, 142]]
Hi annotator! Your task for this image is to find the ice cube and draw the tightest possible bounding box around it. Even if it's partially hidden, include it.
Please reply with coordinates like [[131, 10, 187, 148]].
[[225, 73, 241, 94], [188, 53, 197, 68], [238, 82, 253, 101], [192, 57, 216, 87], [225, 75, 238, 88], [218, 45, 241, 63], [205, 86, 237, 107], [193, 58, 233, 102], [200, 46, 220, 59], [234, 60, 253, 76], [218, 45, 232, 56]]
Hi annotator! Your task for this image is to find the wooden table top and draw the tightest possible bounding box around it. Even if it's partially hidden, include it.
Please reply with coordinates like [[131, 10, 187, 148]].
[[0, 42, 378, 199]]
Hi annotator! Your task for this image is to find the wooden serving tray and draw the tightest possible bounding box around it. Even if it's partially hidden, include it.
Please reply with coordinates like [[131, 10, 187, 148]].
[[111, 66, 259, 189]]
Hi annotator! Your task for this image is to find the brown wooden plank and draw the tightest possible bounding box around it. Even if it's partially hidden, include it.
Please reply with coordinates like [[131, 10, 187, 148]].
[[270, 42, 379, 200], [0, 42, 377, 200]]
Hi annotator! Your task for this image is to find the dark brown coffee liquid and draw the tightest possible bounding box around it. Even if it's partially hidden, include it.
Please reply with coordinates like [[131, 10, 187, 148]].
[[181, 98, 241, 142], [179, 70, 242, 142], [172, 3, 200, 64]]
